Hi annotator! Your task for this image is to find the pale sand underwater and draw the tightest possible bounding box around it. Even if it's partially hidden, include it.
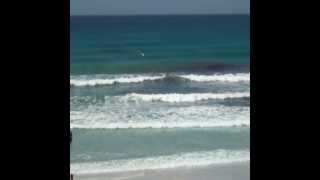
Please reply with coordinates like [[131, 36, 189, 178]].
[[73, 161, 249, 180]]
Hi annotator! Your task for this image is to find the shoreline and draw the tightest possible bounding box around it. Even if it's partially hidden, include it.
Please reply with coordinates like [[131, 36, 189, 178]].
[[73, 161, 249, 180]]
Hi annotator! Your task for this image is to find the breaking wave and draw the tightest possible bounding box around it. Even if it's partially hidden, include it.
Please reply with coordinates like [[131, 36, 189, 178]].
[[70, 73, 250, 86], [119, 92, 249, 103], [71, 105, 250, 129]]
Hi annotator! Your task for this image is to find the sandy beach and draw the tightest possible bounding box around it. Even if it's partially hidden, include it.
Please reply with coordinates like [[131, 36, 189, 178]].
[[73, 161, 249, 180]]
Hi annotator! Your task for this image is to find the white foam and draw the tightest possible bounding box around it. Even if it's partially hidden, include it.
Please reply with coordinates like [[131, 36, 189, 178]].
[[71, 149, 250, 175], [70, 73, 250, 86], [70, 105, 250, 129], [120, 92, 249, 103], [180, 73, 250, 82], [70, 74, 165, 86]]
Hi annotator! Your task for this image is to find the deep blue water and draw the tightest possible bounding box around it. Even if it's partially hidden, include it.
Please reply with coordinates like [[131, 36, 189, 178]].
[[71, 15, 249, 75]]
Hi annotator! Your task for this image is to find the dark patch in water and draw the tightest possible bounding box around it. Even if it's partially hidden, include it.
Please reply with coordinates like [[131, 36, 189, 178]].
[[153, 75, 190, 84], [218, 97, 250, 107], [181, 63, 249, 74]]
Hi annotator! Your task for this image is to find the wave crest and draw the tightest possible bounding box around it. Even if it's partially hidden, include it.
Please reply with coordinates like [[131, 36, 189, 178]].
[[180, 73, 249, 82], [70, 74, 165, 86], [70, 73, 250, 87]]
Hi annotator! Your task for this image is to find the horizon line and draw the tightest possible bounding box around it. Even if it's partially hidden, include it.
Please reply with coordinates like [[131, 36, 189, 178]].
[[70, 13, 249, 17]]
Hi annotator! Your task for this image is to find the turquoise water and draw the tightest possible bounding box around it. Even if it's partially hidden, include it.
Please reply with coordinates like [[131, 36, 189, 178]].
[[71, 15, 249, 75], [70, 15, 250, 175]]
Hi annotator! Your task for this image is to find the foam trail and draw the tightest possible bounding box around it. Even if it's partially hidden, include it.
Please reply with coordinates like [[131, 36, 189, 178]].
[[120, 92, 250, 103], [71, 121, 249, 129], [70, 105, 250, 129], [71, 149, 249, 175]]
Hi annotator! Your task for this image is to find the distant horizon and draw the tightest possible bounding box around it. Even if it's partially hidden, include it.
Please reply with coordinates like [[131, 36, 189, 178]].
[[71, 0, 249, 16], [70, 13, 249, 17]]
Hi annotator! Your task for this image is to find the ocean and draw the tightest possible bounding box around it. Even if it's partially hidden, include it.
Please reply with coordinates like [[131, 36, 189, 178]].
[[70, 15, 250, 175]]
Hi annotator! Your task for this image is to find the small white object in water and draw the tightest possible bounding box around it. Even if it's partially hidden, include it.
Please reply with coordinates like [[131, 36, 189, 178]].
[[138, 50, 145, 57]]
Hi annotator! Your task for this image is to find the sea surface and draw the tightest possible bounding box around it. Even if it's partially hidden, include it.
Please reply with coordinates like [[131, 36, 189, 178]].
[[70, 15, 250, 175]]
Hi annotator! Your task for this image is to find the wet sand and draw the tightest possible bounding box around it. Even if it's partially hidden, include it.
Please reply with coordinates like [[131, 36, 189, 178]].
[[73, 161, 249, 180]]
